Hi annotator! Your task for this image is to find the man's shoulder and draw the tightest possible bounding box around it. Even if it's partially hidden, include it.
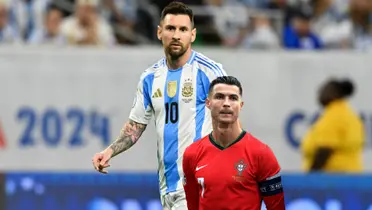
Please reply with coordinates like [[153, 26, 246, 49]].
[[193, 51, 222, 66], [193, 51, 219, 63], [138, 58, 166, 81], [191, 51, 225, 76], [151, 57, 166, 70], [243, 132, 272, 153]]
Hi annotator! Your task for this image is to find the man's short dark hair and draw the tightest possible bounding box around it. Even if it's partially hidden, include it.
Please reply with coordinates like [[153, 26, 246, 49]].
[[209, 76, 243, 96], [160, 2, 194, 26]]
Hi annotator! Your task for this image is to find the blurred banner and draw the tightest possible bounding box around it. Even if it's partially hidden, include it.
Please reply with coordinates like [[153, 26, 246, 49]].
[[1, 172, 372, 210], [0, 47, 372, 172]]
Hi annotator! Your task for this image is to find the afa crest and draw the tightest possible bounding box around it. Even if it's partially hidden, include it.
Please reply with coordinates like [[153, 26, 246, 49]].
[[167, 81, 177, 98], [182, 78, 193, 98]]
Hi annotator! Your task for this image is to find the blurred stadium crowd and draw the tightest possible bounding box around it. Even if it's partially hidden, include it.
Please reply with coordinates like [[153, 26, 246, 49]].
[[0, 0, 371, 50]]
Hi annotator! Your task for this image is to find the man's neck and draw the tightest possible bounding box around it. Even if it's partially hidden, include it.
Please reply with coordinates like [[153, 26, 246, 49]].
[[212, 121, 242, 148], [166, 48, 192, 70]]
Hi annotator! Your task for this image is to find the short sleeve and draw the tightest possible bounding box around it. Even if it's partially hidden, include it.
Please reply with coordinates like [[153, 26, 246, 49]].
[[256, 144, 283, 197], [256, 145, 281, 182], [128, 71, 154, 125]]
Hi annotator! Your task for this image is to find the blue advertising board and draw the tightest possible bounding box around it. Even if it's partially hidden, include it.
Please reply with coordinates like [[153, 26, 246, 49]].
[[3, 173, 372, 210]]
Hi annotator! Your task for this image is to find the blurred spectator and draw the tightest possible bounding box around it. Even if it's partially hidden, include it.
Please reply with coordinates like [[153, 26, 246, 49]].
[[238, 0, 270, 8], [11, 0, 51, 40], [300, 78, 365, 173], [132, 0, 158, 42], [150, 0, 203, 14], [283, 6, 323, 49], [27, 5, 64, 45], [0, 0, 20, 44], [310, 0, 349, 48], [242, 14, 280, 49], [101, 0, 139, 44], [3, 0, 372, 49], [60, 0, 115, 46], [267, 0, 287, 9], [205, 0, 249, 47], [334, 0, 372, 50], [102, 0, 137, 25]]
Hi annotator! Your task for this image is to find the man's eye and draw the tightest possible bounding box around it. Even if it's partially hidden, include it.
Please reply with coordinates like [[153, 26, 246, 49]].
[[216, 95, 224, 99]]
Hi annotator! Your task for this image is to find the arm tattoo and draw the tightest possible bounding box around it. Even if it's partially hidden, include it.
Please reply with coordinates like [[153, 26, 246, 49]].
[[109, 119, 147, 157]]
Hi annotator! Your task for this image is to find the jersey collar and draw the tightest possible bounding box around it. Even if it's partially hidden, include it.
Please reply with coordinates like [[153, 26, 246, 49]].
[[209, 130, 246, 150]]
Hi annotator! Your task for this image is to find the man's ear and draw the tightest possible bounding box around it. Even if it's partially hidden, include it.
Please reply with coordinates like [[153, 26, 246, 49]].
[[206, 97, 211, 110], [191, 28, 196, 43], [157, 25, 162, 41], [240, 101, 244, 110]]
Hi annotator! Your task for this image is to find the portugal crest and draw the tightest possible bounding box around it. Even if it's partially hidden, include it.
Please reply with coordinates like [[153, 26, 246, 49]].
[[232, 159, 247, 182], [167, 81, 177, 98], [234, 160, 247, 177]]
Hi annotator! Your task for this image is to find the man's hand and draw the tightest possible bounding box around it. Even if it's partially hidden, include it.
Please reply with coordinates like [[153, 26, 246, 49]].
[[92, 148, 113, 174], [91, 119, 147, 174]]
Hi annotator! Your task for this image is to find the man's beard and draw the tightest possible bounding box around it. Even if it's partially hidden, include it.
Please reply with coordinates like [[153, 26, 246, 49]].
[[166, 43, 188, 60]]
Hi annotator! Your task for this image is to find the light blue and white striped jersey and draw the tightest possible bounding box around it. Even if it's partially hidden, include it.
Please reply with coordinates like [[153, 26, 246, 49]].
[[129, 50, 227, 195]]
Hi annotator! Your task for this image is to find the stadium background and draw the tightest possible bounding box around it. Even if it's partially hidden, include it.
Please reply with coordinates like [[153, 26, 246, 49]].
[[1, 0, 372, 209]]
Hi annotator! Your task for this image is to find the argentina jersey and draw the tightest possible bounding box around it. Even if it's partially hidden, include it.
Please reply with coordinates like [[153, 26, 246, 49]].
[[129, 50, 227, 195]]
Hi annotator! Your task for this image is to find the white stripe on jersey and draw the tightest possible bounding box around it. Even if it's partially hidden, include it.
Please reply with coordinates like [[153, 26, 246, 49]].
[[176, 62, 197, 191], [152, 67, 168, 196]]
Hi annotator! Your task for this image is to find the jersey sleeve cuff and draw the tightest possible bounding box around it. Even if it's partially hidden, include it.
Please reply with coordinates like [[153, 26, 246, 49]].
[[129, 115, 149, 125]]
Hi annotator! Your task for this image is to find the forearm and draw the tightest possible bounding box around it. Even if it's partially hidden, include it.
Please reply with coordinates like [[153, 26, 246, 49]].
[[107, 119, 147, 158]]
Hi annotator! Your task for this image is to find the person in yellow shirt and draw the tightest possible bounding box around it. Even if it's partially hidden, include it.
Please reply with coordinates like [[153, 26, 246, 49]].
[[301, 78, 365, 173]]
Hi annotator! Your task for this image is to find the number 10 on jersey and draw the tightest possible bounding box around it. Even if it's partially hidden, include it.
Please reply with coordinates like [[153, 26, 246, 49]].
[[164, 102, 179, 124]]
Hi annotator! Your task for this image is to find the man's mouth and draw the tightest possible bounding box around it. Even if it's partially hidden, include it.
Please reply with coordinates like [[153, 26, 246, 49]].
[[220, 110, 233, 115]]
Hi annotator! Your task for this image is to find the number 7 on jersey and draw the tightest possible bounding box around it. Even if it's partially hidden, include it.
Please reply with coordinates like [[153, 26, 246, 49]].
[[197, 177, 205, 198]]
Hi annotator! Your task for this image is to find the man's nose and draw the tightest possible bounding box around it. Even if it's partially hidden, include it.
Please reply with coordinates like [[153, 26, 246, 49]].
[[172, 29, 181, 40], [223, 98, 230, 107]]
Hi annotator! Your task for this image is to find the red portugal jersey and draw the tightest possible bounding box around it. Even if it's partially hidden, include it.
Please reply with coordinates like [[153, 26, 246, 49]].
[[182, 131, 285, 210]]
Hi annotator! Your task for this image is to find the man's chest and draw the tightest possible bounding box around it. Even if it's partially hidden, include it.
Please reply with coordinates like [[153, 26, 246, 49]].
[[195, 147, 258, 191], [150, 68, 205, 114]]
